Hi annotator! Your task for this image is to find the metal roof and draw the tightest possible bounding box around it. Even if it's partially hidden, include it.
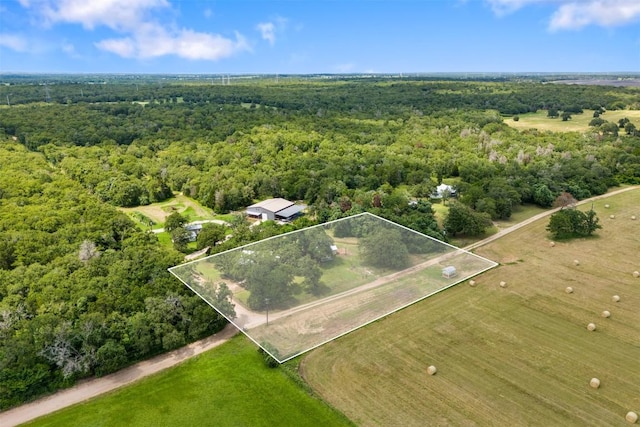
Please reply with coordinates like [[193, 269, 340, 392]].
[[275, 204, 306, 219], [247, 198, 293, 214]]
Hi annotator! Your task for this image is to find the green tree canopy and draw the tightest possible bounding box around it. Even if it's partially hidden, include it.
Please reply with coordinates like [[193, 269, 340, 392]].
[[165, 212, 187, 232], [444, 201, 492, 237], [546, 208, 601, 239], [359, 228, 410, 270], [196, 223, 227, 250]]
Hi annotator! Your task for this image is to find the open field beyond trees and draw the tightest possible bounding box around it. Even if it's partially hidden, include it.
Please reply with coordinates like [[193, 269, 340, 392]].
[[118, 193, 217, 228], [302, 189, 640, 426], [504, 109, 640, 133]]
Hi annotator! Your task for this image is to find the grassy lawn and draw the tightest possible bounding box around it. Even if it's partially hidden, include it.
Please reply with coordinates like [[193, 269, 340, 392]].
[[301, 189, 640, 426], [155, 231, 172, 246], [430, 200, 448, 227], [25, 336, 353, 427], [214, 213, 236, 223], [493, 203, 547, 230], [434, 201, 548, 247], [504, 109, 640, 133], [118, 194, 215, 226]]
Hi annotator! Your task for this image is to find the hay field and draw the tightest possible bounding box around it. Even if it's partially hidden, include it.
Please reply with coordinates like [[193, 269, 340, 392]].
[[504, 109, 640, 133], [302, 189, 640, 426]]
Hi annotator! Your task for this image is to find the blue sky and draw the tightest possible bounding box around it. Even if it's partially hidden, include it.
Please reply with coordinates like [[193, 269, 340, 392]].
[[0, 0, 639, 74]]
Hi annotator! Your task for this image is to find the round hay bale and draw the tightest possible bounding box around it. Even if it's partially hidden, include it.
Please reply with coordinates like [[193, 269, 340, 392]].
[[549, 241, 555, 247], [589, 378, 600, 389], [565, 286, 574, 294], [587, 322, 597, 331], [574, 259, 580, 266], [632, 215, 637, 221], [469, 280, 476, 287], [427, 365, 437, 375], [610, 214, 615, 219], [633, 271, 640, 278], [605, 204, 610, 208], [612, 295, 621, 302], [626, 411, 638, 424], [499, 281, 507, 288], [602, 310, 611, 318]]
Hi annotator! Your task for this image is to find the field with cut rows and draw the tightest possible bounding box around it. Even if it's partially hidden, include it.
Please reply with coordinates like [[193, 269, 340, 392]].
[[302, 189, 640, 426]]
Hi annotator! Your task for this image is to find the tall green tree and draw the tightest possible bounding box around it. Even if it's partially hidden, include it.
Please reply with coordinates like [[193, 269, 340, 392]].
[[196, 223, 227, 249], [359, 228, 410, 270], [165, 212, 187, 232], [444, 201, 492, 236], [546, 208, 601, 239]]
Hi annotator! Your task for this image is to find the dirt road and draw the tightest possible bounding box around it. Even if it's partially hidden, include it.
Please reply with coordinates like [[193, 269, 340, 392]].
[[464, 185, 638, 251], [2, 185, 636, 426], [0, 325, 238, 427]]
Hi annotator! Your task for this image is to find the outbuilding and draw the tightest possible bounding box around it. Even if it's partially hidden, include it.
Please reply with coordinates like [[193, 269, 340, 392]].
[[246, 198, 306, 221], [442, 266, 457, 278]]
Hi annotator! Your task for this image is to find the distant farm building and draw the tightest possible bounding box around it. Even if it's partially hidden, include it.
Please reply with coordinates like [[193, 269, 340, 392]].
[[184, 223, 203, 242], [442, 266, 458, 278], [246, 198, 306, 221], [432, 184, 457, 199]]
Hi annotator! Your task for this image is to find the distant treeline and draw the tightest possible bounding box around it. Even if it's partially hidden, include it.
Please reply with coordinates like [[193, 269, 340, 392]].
[[1, 78, 636, 115]]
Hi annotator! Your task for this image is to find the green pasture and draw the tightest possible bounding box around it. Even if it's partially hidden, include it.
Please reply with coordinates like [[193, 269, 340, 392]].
[[118, 193, 216, 226], [25, 336, 352, 427], [504, 109, 640, 133], [302, 188, 640, 426]]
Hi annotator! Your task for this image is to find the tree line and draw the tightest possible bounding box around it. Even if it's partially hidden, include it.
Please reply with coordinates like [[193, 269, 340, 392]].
[[0, 77, 639, 408], [0, 143, 226, 409]]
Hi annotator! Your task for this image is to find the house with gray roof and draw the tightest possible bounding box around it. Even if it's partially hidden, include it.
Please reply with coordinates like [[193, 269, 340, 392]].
[[246, 198, 306, 222]]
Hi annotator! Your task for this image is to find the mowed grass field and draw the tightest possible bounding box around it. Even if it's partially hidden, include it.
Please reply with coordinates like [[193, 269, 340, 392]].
[[504, 109, 640, 133], [24, 335, 353, 427], [118, 193, 216, 227], [302, 188, 640, 426]]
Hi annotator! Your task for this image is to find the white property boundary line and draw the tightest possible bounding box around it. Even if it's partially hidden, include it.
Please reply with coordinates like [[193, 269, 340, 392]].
[[4, 187, 635, 425], [170, 212, 499, 364], [275, 259, 498, 364]]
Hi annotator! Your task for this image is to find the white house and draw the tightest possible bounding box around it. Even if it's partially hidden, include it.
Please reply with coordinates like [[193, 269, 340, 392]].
[[433, 184, 457, 199]]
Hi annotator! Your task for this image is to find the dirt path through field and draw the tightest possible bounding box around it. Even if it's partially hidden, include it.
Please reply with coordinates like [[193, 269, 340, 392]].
[[0, 325, 238, 427], [2, 185, 636, 426], [465, 185, 639, 251]]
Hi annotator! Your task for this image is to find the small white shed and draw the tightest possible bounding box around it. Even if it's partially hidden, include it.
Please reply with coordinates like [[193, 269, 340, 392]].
[[442, 266, 457, 279]]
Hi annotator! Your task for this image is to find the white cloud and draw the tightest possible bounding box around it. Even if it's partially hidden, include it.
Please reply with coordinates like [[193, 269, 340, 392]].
[[95, 37, 136, 58], [97, 25, 249, 60], [24, 0, 169, 30], [486, 0, 640, 29], [549, 1, 640, 30], [0, 34, 29, 52], [257, 22, 276, 45], [256, 16, 288, 46], [485, 0, 548, 16], [18, 0, 250, 60]]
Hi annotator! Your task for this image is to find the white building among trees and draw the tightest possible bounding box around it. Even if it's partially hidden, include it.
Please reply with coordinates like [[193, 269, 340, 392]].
[[246, 198, 306, 221]]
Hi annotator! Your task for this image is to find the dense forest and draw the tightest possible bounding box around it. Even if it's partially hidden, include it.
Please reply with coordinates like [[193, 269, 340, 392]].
[[1, 76, 639, 409]]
